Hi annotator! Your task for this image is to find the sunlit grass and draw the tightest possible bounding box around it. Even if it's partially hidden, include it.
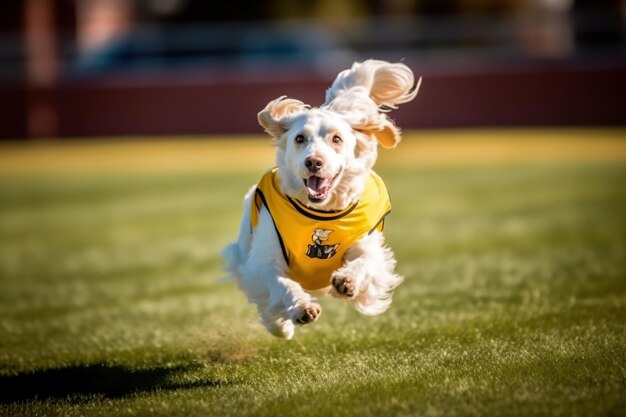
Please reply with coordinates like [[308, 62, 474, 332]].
[[0, 129, 625, 416], [1, 128, 625, 175]]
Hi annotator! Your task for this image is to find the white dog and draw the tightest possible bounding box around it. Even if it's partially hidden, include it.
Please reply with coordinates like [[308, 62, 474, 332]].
[[223, 60, 420, 339]]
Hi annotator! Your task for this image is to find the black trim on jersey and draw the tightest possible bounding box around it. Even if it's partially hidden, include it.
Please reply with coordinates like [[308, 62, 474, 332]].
[[254, 188, 290, 266], [291, 199, 343, 214], [287, 196, 359, 221], [369, 210, 391, 235]]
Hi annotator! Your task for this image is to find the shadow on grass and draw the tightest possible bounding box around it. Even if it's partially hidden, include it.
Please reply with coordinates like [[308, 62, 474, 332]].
[[0, 364, 225, 404]]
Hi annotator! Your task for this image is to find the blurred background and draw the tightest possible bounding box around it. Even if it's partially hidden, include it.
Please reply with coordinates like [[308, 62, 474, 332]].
[[1, 0, 625, 140]]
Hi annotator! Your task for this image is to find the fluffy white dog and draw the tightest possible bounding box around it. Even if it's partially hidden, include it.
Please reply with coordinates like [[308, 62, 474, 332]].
[[223, 60, 420, 339]]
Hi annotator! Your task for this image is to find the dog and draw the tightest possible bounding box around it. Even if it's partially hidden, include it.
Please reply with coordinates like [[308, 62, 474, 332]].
[[222, 59, 420, 339]]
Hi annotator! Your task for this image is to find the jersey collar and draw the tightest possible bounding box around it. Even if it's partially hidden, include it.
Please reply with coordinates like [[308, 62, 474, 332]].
[[286, 196, 359, 221]]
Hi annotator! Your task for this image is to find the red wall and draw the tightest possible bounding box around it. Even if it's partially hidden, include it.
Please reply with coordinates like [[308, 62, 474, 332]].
[[3, 61, 625, 139]]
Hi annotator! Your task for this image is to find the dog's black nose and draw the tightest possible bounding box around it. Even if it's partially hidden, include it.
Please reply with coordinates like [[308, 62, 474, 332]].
[[305, 157, 324, 172]]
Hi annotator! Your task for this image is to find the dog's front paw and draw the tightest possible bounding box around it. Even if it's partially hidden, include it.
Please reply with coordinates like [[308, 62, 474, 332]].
[[331, 273, 358, 298], [294, 303, 322, 325]]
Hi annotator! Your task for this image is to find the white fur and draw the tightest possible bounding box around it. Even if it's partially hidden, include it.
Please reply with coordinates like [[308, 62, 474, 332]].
[[222, 60, 419, 339]]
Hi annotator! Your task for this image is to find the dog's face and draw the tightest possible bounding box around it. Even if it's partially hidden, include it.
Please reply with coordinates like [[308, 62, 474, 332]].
[[257, 61, 419, 210], [257, 97, 390, 210], [280, 109, 358, 204]]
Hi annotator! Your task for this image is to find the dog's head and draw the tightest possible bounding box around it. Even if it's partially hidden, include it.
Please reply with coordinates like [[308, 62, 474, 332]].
[[258, 60, 421, 210]]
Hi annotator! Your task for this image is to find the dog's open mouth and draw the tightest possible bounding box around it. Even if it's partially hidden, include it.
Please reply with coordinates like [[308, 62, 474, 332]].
[[304, 171, 341, 203]]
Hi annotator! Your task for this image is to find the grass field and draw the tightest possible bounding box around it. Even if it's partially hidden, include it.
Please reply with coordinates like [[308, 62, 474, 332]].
[[0, 129, 625, 417]]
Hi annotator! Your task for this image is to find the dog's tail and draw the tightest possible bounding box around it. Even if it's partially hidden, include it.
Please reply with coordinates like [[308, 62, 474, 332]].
[[324, 59, 421, 111], [220, 242, 242, 282], [220, 185, 256, 283]]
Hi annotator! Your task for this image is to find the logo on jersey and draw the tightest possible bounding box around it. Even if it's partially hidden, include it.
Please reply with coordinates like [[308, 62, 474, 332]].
[[306, 228, 339, 259]]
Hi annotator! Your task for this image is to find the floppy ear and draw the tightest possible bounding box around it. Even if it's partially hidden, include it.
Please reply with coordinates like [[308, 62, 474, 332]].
[[257, 96, 309, 139], [354, 114, 402, 149], [326, 89, 403, 150]]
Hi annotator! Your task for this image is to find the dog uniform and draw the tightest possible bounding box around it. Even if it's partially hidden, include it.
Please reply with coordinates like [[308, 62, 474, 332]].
[[250, 167, 391, 290]]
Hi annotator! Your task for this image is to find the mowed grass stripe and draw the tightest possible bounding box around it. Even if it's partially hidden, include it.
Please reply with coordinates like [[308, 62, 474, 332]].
[[0, 130, 625, 416], [0, 128, 625, 175]]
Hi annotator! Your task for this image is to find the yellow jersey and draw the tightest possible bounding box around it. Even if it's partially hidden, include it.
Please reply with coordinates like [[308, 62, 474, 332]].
[[250, 168, 391, 290]]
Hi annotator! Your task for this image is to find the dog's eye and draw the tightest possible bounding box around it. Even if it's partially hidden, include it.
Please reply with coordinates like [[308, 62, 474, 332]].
[[295, 135, 306, 144], [332, 135, 342, 144]]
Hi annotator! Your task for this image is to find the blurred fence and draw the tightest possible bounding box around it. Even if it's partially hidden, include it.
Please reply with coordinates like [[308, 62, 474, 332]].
[[1, 10, 625, 139]]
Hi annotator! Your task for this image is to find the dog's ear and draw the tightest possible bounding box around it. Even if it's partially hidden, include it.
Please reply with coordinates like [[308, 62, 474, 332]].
[[327, 88, 403, 149], [258, 96, 309, 139], [353, 113, 402, 149], [325, 60, 420, 110], [362, 117, 401, 149]]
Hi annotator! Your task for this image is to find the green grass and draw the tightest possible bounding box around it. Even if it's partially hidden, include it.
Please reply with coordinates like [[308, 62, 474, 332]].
[[1, 131, 625, 417]]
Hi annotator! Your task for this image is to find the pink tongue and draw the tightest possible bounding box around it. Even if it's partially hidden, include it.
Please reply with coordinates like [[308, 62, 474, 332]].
[[308, 176, 327, 193]]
